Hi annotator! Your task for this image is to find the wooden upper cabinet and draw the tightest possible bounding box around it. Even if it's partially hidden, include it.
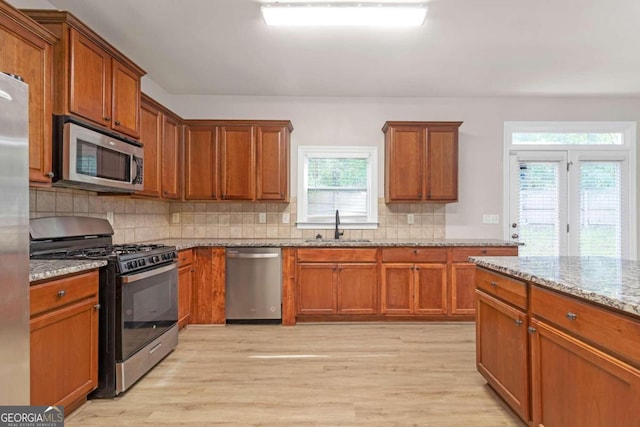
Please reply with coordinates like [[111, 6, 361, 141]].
[[185, 126, 218, 200], [383, 121, 462, 203], [220, 125, 255, 200], [0, 2, 56, 184], [256, 125, 289, 201], [24, 10, 145, 139], [161, 114, 181, 200], [138, 97, 162, 197], [184, 120, 292, 201]]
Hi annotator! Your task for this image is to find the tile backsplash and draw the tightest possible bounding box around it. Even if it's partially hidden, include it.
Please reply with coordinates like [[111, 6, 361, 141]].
[[29, 188, 445, 243]]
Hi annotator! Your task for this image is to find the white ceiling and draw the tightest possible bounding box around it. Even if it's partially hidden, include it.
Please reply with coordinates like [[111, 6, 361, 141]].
[[9, 0, 640, 97]]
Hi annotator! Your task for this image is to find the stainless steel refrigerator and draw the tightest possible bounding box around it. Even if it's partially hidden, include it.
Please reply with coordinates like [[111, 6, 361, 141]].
[[0, 72, 30, 404]]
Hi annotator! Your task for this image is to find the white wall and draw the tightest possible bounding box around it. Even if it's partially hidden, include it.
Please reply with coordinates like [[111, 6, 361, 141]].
[[171, 95, 640, 241]]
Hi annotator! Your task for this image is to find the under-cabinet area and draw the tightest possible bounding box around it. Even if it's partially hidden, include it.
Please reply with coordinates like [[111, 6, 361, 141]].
[[473, 257, 640, 427]]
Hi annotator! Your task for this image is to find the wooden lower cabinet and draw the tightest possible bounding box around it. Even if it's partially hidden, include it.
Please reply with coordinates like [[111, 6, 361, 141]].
[[191, 247, 225, 324], [177, 249, 194, 329], [450, 262, 477, 314], [296, 262, 378, 316], [530, 319, 640, 427], [30, 270, 99, 413], [381, 263, 446, 315], [476, 290, 529, 422]]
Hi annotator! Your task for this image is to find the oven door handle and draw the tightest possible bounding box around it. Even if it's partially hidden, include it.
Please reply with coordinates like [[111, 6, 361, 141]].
[[121, 263, 176, 283]]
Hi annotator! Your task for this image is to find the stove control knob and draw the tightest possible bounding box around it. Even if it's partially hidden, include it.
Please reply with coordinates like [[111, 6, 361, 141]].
[[138, 259, 146, 266], [151, 255, 160, 263]]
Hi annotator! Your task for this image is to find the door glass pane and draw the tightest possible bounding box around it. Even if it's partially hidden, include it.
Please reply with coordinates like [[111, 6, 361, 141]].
[[518, 162, 560, 256], [579, 162, 621, 257]]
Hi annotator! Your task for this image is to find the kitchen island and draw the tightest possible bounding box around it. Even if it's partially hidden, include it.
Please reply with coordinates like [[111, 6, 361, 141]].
[[471, 256, 640, 427]]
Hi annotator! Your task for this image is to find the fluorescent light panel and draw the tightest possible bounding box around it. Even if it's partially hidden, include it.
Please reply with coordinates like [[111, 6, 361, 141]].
[[261, 3, 428, 27]]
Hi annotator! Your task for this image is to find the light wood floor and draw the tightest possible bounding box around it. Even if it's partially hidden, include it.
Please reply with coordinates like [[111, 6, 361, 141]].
[[67, 323, 525, 426]]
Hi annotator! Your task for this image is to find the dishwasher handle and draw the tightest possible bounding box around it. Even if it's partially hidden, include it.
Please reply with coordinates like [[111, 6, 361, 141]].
[[226, 252, 280, 259]]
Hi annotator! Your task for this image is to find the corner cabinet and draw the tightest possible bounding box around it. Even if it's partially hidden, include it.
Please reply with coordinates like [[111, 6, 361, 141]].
[[383, 121, 462, 203], [30, 270, 100, 415], [24, 10, 145, 139], [137, 94, 182, 200], [184, 120, 292, 202], [1, 2, 56, 185]]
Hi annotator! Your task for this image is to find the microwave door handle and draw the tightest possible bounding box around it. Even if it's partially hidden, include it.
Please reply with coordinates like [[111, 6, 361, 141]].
[[132, 155, 143, 185]]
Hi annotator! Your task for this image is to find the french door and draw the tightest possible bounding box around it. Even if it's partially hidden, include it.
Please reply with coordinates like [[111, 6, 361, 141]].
[[508, 151, 629, 258]]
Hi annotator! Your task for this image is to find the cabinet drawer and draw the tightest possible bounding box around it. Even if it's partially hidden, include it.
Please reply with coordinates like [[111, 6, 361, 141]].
[[177, 249, 193, 268], [381, 247, 447, 263], [531, 286, 640, 367], [297, 248, 377, 263], [451, 246, 518, 262], [476, 268, 527, 309], [30, 270, 99, 317]]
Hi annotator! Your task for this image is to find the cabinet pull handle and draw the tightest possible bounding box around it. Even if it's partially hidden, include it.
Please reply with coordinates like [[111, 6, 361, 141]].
[[527, 326, 537, 334], [57, 290, 66, 298], [115, 120, 121, 126], [46, 171, 54, 178], [514, 319, 523, 326], [104, 116, 111, 121], [566, 312, 578, 321], [490, 281, 498, 287], [94, 303, 101, 310]]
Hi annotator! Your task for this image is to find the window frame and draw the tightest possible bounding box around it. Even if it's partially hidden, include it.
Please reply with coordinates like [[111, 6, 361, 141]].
[[503, 121, 637, 260], [297, 146, 378, 229]]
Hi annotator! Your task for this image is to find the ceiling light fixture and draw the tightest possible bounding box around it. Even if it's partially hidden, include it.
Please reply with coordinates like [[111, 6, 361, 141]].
[[261, 2, 428, 27]]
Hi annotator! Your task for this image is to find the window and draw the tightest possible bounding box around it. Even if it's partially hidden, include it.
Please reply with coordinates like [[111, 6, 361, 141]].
[[504, 122, 636, 259], [297, 146, 378, 229]]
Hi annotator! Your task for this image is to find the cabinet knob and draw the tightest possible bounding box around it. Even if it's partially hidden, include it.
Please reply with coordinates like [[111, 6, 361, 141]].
[[490, 281, 497, 287], [115, 120, 121, 126], [57, 290, 66, 298], [94, 303, 101, 310], [413, 249, 418, 254], [46, 171, 54, 178], [514, 319, 523, 326], [427, 193, 431, 199], [222, 193, 226, 199], [104, 116, 111, 121], [481, 249, 487, 254], [566, 312, 578, 321], [527, 327, 537, 334]]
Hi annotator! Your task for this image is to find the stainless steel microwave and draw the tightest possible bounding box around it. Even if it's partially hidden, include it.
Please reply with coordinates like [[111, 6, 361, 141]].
[[52, 115, 143, 193]]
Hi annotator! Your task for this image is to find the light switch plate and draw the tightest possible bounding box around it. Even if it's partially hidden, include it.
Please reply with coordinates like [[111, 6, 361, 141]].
[[282, 213, 290, 224], [259, 212, 267, 224], [106, 211, 114, 225], [483, 214, 500, 224], [172, 213, 180, 224], [407, 214, 415, 225]]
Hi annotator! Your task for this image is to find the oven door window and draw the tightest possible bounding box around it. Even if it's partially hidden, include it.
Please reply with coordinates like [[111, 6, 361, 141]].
[[119, 266, 178, 360], [77, 139, 131, 182]]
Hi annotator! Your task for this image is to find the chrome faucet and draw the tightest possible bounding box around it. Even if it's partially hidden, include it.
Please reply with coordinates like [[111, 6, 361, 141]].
[[335, 209, 344, 240]]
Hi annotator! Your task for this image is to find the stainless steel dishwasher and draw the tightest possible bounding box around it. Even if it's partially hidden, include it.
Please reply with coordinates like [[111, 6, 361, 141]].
[[225, 247, 282, 322]]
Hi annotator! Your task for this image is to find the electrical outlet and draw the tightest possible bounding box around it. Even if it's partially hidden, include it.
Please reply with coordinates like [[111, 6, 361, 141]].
[[106, 211, 114, 225], [259, 212, 267, 224], [483, 214, 500, 224], [282, 213, 290, 224], [407, 214, 415, 225], [172, 213, 180, 224]]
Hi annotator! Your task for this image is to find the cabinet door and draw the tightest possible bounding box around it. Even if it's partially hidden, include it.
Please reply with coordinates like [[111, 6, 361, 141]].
[[296, 263, 336, 314], [530, 319, 640, 427], [381, 264, 413, 314], [0, 10, 53, 184], [450, 262, 477, 315], [256, 125, 288, 201], [414, 263, 447, 314], [69, 29, 111, 126], [337, 264, 378, 314], [385, 126, 425, 201], [178, 265, 193, 329], [138, 101, 162, 197], [220, 125, 255, 200], [30, 298, 98, 407], [185, 127, 218, 200], [427, 129, 457, 201], [111, 59, 141, 138], [161, 115, 181, 199], [476, 291, 529, 422]]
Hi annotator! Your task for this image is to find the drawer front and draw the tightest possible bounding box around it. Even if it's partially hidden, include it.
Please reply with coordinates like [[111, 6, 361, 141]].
[[451, 246, 518, 262], [381, 247, 447, 263], [476, 268, 527, 309], [296, 248, 377, 263], [531, 285, 640, 366], [177, 249, 194, 268], [30, 270, 99, 317]]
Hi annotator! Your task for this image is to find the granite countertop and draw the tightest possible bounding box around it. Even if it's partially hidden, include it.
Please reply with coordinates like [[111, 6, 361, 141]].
[[471, 256, 640, 318], [30, 260, 107, 283], [143, 238, 518, 251]]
